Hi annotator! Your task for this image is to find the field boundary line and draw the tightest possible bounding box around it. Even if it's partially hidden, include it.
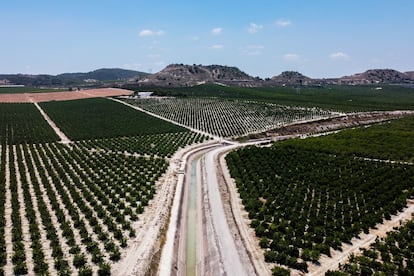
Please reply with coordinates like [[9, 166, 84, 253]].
[[110, 97, 220, 140], [32, 102, 71, 144]]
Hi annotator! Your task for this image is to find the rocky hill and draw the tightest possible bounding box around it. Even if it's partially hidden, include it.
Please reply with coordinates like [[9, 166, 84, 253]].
[[338, 69, 413, 84], [405, 71, 414, 80], [271, 71, 312, 86], [136, 64, 257, 86]]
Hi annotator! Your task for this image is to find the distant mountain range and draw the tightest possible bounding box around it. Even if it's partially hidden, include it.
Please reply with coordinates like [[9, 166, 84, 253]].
[[134, 65, 414, 87], [1, 65, 413, 88], [0, 68, 148, 87]]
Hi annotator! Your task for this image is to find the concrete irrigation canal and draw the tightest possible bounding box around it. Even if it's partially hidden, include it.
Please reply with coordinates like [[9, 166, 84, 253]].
[[186, 159, 198, 275]]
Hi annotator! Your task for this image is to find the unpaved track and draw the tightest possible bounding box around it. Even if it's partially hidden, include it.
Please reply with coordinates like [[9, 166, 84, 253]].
[[219, 148, 273, 275], [32, 102, 71, 144], [202, 146, 256, 276]]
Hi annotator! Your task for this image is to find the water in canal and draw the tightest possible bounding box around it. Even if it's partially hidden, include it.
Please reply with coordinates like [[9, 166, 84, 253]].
[[186, 159, 198, 275]]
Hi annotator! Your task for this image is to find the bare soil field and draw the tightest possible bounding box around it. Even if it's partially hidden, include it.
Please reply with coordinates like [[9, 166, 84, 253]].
[[0, 88, 133, 103]]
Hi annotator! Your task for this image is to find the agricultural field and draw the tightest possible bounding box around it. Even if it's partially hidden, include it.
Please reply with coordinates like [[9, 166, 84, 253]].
[[225, 117, 414, 274], [77, 131, 206, 158], [328, 219, 414, 275], [124, 97, 336, 138], [1, 87, 413, 275], [0, 103, 59, 144], [127, 83, 414, 112], [40, 98, 187, 140], [0, 97, 208, 275], [279, 115, 414, 163]]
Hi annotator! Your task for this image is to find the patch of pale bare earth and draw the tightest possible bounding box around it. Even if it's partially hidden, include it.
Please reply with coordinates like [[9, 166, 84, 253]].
[[267, 110, 414, 139], [78, 88, 134, 98], [0, 93, 29, 103], [308, 200, 414, 275], [0, 88, 133, 103], [18, 145, 58, 275]]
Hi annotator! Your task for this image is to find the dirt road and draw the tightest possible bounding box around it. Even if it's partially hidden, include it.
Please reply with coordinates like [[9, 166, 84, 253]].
[[202, 145, 255, 275], [32, 101, 71, 144]]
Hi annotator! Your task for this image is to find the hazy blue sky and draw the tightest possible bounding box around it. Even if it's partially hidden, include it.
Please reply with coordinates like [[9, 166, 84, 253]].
[[1, 0, 413, 78]]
